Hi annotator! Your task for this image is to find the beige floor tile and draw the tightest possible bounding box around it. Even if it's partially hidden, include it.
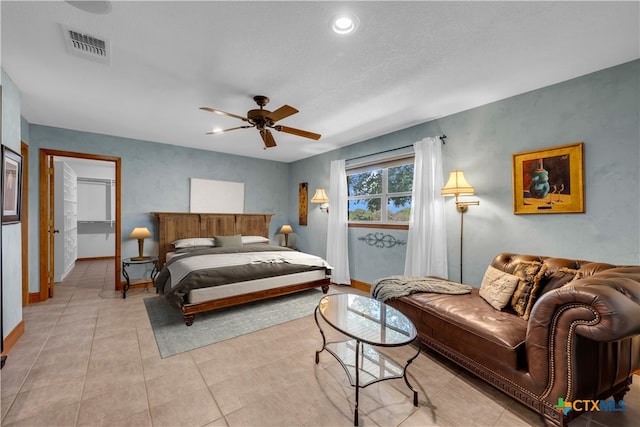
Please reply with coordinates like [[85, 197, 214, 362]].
[[32, 341, 92, 368], [145, 365, 208, 408], [0, 401, 79, 427], [97, 409, 152, 427], [76, 381, 149, 426], [224, 393, 301, 427], [82, 360, 145, 401], [149, 388, 222, 427], [207, 368, 272, 416], [142, 352, 196, 380], [3, 377, 84, 425], [19, 359, 88, 392]]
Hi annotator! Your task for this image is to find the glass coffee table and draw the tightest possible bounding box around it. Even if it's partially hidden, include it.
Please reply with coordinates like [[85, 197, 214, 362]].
[[314, 293, 420, 426]]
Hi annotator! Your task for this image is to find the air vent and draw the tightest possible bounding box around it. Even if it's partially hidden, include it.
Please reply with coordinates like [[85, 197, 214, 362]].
[[61, 25, 110, 64]]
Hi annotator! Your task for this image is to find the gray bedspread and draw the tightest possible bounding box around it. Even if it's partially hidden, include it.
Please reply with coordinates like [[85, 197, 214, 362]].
[[155, 245, 329, 309], [370, 275, 472, 302]]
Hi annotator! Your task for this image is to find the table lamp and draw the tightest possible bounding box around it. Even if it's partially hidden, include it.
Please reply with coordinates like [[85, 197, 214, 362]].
[[129, 227, 152, 260], [279, 224, 294, 247]]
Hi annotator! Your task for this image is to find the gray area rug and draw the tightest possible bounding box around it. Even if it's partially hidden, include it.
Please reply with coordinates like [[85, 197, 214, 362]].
[[144, 288, 331, 358]]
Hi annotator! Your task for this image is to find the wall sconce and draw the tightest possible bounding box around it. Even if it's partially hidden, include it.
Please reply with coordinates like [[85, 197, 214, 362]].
[[441, 170, 479, 283], [279, 224, 294, 247], [129, 227, 152, 260], [311, 188, 330, 213]]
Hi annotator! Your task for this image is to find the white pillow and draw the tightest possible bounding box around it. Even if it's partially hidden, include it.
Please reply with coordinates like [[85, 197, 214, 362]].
[[479, 265, 520, 310], [172, 238, 215, 249], [241, 235, 270, 244]]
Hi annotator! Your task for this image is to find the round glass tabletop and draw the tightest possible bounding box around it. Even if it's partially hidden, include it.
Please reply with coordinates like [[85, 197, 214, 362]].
[[317, 293, 416, 347]]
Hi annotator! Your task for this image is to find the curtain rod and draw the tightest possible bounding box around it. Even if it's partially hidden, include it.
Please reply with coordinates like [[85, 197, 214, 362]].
[[345, 135, 446, 162]]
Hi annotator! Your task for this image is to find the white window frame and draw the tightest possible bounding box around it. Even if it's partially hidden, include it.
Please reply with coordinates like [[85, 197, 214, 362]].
[[346, 154, 415, 226]]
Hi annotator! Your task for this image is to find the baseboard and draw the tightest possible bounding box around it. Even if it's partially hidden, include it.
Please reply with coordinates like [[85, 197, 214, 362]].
[[1, 320, 25, 356], [350, 279, 371, 293], [77, 256, 116, 262], [29, 292, 42, 304]]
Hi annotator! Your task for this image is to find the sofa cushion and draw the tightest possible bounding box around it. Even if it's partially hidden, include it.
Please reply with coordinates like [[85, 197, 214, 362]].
[[479, 265, 520, 310], [511, 261, 548, 320], [390, 289, 528, 371]]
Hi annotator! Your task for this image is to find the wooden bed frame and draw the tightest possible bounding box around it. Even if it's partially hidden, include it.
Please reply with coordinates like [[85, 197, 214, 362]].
[[152, 212, 330, 325]]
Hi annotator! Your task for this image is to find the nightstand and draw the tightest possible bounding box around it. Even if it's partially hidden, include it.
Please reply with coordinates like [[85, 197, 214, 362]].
[[122, 256, 159, 299]]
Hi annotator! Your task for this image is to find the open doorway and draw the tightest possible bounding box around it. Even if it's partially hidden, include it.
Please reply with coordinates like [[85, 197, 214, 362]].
[[38, 149, 121, 301]]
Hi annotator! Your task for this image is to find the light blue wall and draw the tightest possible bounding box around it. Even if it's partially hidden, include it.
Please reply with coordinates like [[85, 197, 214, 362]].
[[290, 60, 640, 286], [26, 125, 291, 292], [2, 69, 23, 339]]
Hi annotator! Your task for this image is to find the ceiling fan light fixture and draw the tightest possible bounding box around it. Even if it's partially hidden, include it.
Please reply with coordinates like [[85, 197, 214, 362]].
[[331, 14, 359, 35]]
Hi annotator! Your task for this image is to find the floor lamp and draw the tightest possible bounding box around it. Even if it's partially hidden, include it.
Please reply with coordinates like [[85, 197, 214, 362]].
[[441, 170, 479, 283]]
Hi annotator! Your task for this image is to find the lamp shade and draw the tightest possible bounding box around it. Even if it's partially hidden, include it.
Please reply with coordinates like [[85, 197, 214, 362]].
[[311, 188, 329, 203], [129, 227, 152, 240], [441, 170, 474, 197], [279, 224, 294, 234]]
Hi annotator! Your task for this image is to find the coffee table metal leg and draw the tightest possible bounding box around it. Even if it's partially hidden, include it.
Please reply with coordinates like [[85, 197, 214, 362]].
[[314, 306, 326, 364], [354, 339, 360, 426], [403, 340, 422, 406]]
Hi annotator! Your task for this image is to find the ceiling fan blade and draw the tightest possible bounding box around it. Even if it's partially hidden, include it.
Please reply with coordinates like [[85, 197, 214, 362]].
[[260, 129, 277, 148], [265, 105, 298, 122], [200, 107, 249, 122], [274, 125, 321, 140], [206, 125, 253, 135]]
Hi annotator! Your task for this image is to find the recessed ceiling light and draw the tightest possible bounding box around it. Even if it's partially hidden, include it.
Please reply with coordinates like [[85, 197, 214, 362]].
[[331, 14, 359, 35]]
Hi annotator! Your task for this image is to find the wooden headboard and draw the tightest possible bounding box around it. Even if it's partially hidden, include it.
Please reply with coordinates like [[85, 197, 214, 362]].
[[152, 212, 273, 266]]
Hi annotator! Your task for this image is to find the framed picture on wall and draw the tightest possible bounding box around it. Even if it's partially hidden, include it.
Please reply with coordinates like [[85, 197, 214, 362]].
[[2, 145, 23, 224], [512, 142, 584, 214]]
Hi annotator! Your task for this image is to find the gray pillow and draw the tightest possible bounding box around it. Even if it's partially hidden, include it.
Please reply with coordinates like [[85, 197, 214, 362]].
[[214, 234, 243, 248]]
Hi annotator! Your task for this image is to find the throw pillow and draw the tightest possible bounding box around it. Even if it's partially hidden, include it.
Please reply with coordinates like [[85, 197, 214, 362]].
[[172, 237, 215, 248], [511, 261, 548, 320], [214, 234, 243, 248], [479, 266, 521, 310]]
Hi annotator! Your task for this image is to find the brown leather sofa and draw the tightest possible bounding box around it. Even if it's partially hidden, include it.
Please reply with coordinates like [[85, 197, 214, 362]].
[[386, 253, 640, 426]]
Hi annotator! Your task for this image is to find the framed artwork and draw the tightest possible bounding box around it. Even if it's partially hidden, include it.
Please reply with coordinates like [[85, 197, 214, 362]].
[[512, 142, 584, 214], [2, 145, 23, 224], [299, 182, 308, 225]]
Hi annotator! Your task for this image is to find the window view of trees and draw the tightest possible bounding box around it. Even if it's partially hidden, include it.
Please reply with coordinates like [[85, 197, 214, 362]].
[[347, 162, 414, 223]]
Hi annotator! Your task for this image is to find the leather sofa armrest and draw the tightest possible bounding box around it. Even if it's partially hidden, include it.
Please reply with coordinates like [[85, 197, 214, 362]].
[[525, 267, 640, 393]]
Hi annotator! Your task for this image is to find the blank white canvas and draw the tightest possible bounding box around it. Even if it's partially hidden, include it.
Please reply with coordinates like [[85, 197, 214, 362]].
[[189, 178, 244, 213]]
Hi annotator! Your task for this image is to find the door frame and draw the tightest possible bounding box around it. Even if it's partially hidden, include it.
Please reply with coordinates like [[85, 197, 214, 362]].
[[21, 142, 29, 306], [39, 149, 121, 301]]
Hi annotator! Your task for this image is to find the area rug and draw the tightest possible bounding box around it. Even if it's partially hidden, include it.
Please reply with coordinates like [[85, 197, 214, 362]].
[[144, 288, 333, 358]]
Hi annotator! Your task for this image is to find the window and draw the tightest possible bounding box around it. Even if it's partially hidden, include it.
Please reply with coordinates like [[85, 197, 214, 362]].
[[347, 156, 414, 225]]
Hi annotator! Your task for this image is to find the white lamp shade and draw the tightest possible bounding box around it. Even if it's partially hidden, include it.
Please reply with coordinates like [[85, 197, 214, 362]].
[[311, 188, 329, 203], [279, 224, 294, 234], [129, 227, 152, 239], [441, 170, 474, 197]]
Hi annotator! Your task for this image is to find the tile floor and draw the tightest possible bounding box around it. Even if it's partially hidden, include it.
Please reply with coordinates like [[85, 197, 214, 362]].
[[1, 259, 638, 427]]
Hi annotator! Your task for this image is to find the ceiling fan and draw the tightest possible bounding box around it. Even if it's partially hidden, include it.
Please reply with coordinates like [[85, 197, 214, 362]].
[[200, 95, 321, 149]]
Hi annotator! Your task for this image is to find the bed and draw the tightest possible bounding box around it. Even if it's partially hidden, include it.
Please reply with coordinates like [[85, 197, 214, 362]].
[[152, 212, 331, 325]]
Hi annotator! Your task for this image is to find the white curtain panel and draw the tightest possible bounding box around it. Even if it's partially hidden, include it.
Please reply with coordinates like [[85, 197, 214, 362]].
[[326, 159, 351, 285], [404, 137, 448, 278]]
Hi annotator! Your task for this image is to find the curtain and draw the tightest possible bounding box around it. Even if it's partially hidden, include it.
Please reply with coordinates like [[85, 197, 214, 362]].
[[326, 159, 351, 285], [404, 137, 448, 278]]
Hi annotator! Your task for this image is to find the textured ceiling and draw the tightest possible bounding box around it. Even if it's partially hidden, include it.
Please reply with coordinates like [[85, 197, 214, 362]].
[[2, 1, 638, 162]]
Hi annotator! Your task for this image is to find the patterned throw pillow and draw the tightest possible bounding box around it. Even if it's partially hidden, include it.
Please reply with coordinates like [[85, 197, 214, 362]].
[[511, 261, 548, 320], [479, 265, 521, 310]]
